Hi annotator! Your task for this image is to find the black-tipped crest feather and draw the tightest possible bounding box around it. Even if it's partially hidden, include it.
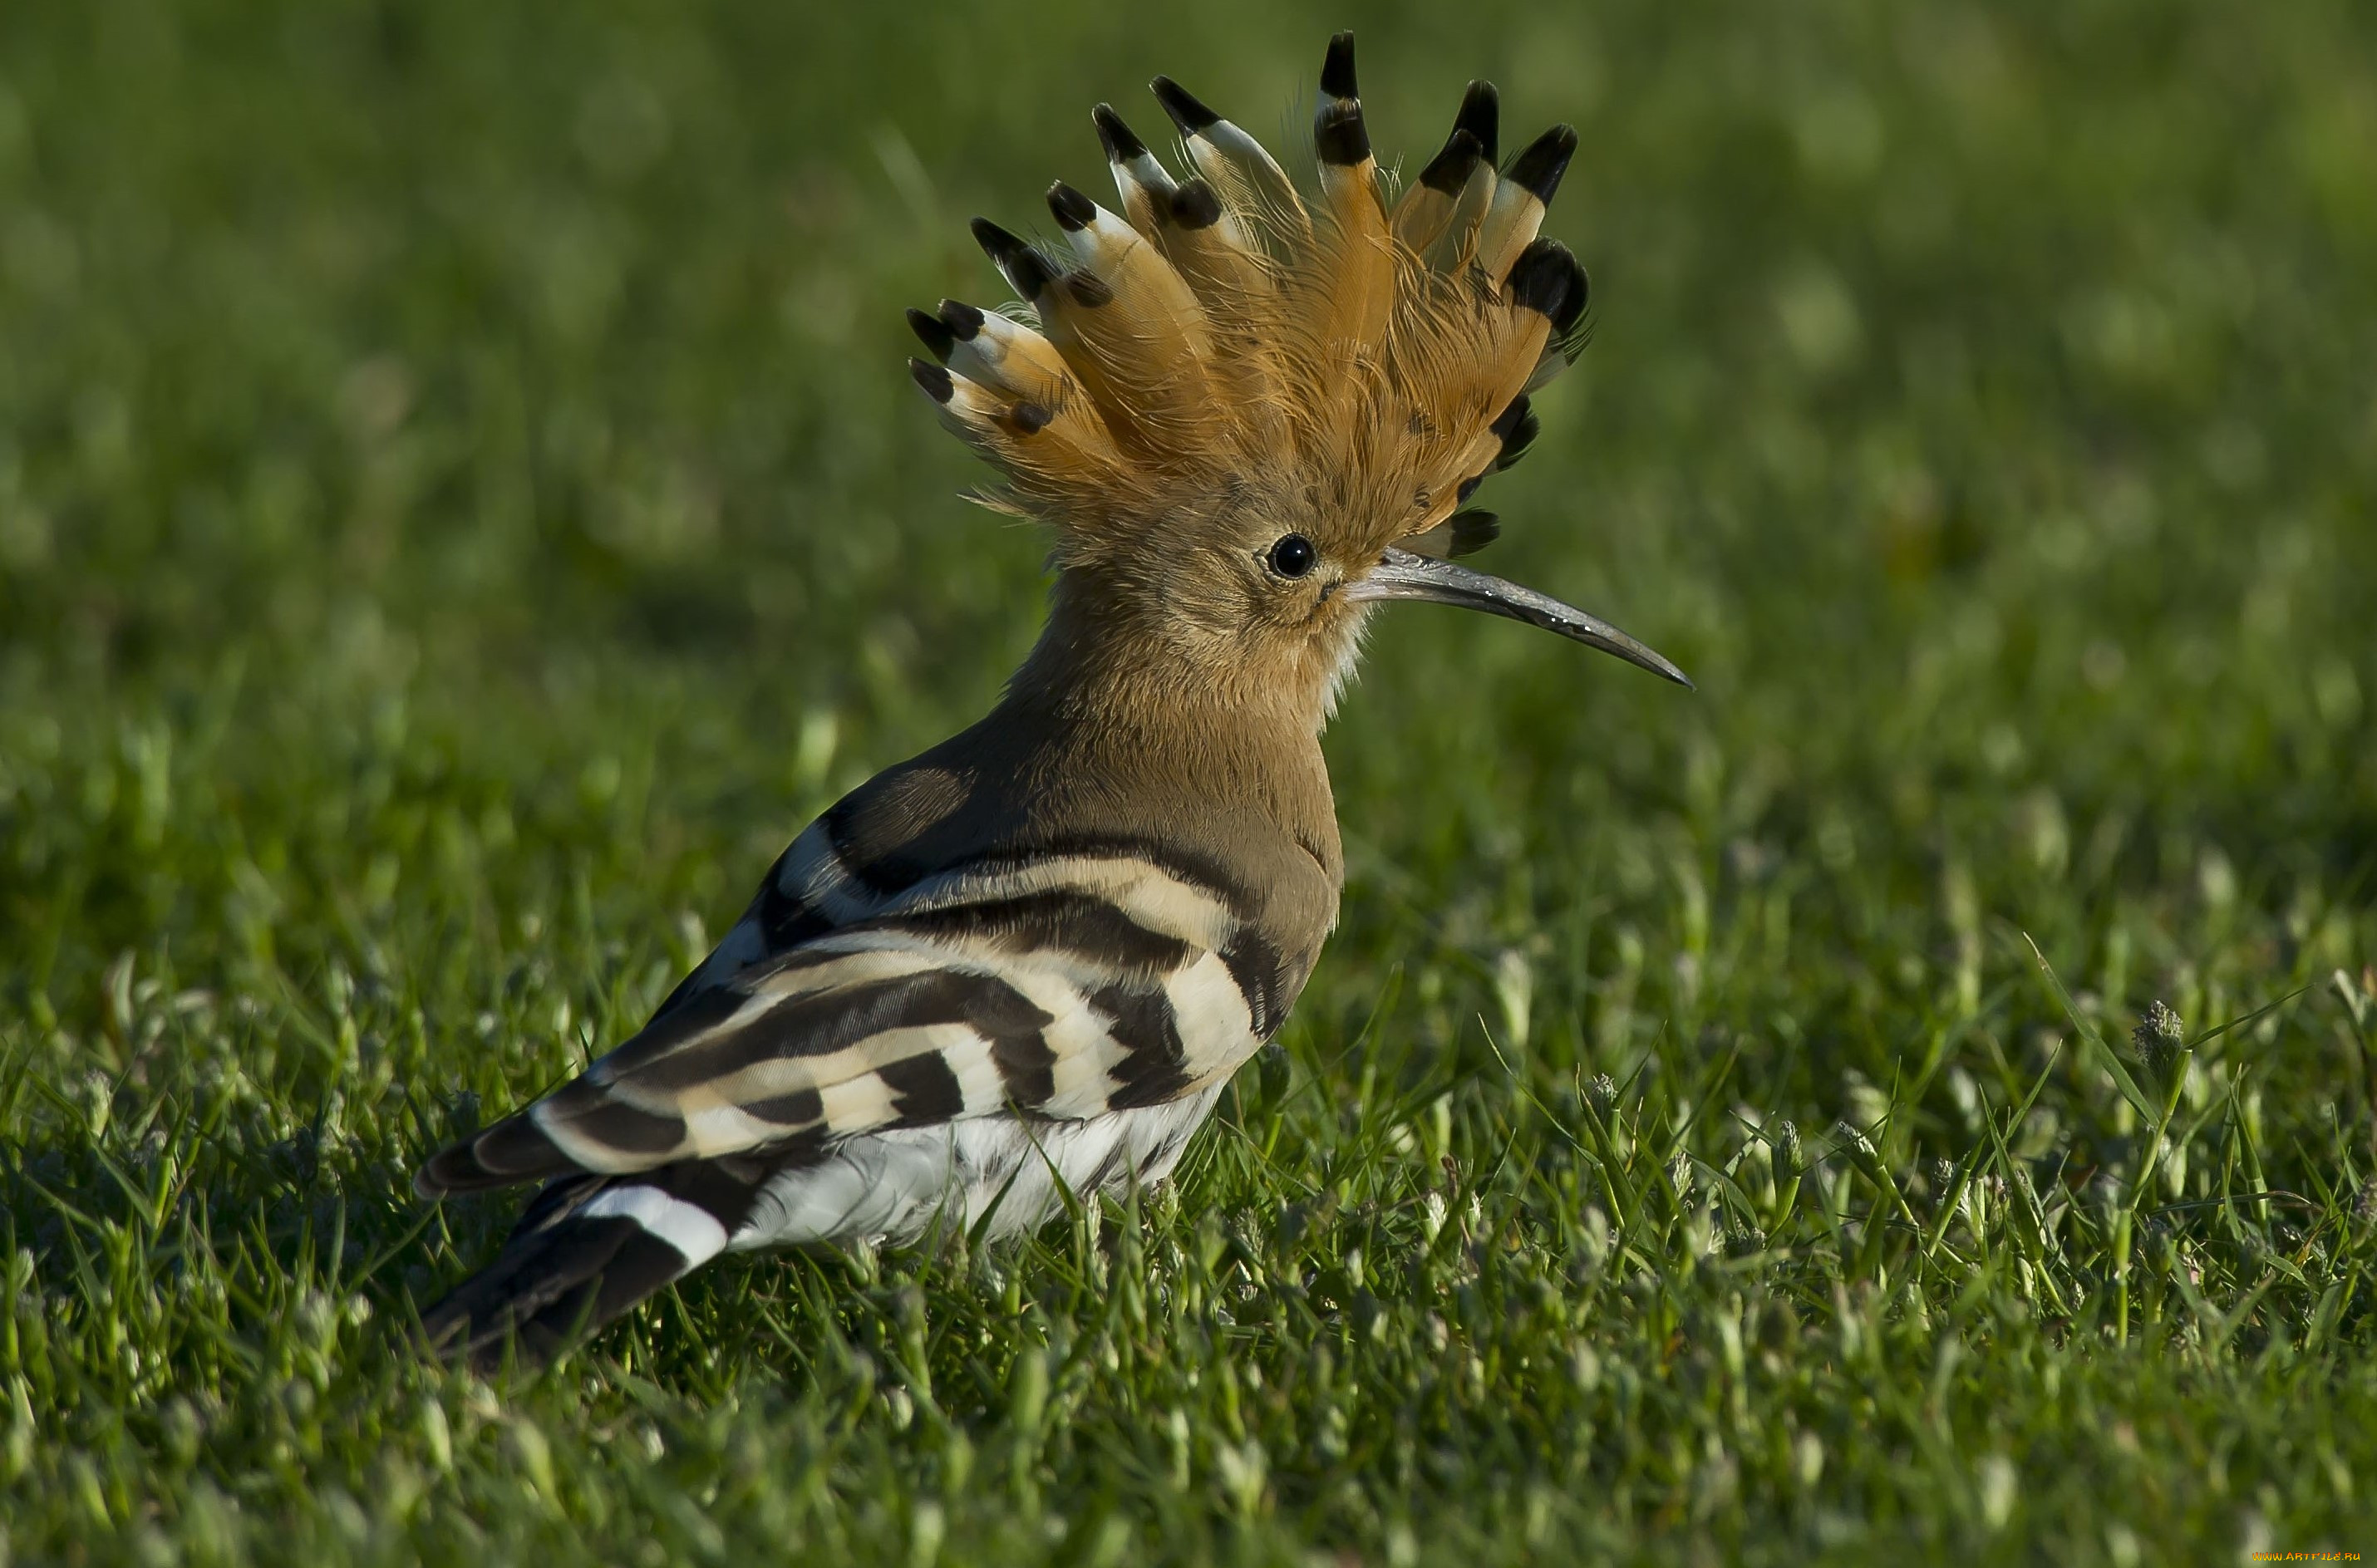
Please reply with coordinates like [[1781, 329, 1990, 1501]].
[[1420, 129, 1484, 195], [908, 307, 955, 361], [971, 218, 1056, 300], [1506, 125, 1578, 204], [1456, 81, 1499, 161], [1314, 36, 1371, 167], [1319, 32, 1359, 99], [909, 357, 954, 402], [1150, 76, 1219, 133], [1048, 182, 1097, 232], [1448, 509, 1500, 557], [1093, 102, 1148, 162], [1169, 180, 1224, 229], [1507, 238, 1589, 334], [1494, 399, 1541, 469], [1314, 102, 1370, 168]]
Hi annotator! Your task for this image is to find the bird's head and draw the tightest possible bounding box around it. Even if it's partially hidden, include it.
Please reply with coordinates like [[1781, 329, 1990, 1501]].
[[908, 33, 1690, 726]]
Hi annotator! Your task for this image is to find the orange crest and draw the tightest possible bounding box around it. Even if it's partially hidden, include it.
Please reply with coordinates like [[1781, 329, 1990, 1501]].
[[908, 33, 1587, 572]]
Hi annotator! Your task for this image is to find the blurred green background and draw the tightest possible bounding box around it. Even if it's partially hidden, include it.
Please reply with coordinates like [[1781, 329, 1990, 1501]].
[[3, 0, 2375, 1562]]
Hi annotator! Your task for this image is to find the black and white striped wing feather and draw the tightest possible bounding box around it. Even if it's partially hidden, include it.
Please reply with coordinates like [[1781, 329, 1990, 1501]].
[[418, 823, 1287, 1197]]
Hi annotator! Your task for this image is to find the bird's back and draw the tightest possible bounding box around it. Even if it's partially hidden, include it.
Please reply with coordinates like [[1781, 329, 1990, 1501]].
[[416, 685, 1339, 1364]]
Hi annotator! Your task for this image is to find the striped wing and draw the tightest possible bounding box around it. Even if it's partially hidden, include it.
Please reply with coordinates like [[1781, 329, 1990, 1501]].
[[418, 823, 1288, 1194]]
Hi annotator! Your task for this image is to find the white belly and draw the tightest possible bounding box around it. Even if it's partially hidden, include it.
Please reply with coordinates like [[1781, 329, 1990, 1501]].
[[726, 1086, 1224, 1251]]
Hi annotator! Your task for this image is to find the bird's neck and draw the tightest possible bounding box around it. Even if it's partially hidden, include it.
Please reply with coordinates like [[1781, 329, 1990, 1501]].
[[1006, 569, 1341, 740], [986, 572, 1345, 876], [820, 573, 1346, 960]]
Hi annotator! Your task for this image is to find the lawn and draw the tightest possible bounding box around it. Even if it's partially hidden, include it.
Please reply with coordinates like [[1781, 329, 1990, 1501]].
[[4, 0, 2375, 1561]]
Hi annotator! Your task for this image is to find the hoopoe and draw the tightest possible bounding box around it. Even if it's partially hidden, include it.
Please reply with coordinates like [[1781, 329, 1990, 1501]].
[[416, 32, 1689, 1367]]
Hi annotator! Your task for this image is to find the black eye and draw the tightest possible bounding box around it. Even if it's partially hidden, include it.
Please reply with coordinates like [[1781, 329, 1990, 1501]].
[[1267, 533, 1317, 578]]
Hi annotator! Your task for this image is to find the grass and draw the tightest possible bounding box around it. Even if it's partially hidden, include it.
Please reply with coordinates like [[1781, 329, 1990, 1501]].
[[4, 0, 2376, 1561]]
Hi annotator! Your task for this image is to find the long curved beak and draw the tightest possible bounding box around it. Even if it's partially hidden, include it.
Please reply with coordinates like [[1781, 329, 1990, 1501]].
[[1341, 547, 1694, 689]]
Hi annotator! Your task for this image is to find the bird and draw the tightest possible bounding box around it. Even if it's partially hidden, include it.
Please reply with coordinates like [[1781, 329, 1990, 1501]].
[[413, 32, 1690, 1369]]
